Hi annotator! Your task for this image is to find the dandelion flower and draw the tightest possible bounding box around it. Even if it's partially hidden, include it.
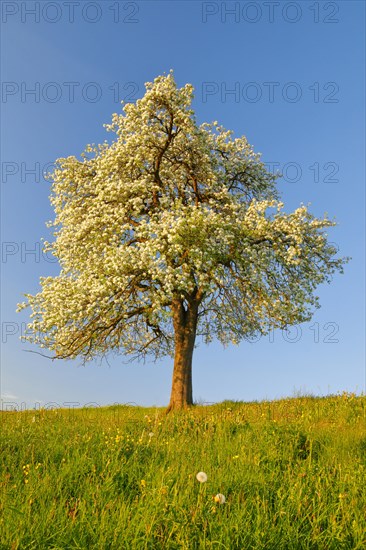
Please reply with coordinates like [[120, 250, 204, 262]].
[[148, 432, 154, 438], [214, 493, 226, 504], [196, 471, 208, 483]]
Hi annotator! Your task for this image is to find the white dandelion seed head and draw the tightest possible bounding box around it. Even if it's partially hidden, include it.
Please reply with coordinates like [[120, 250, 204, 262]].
[[214, 493, 226, 504], [196, 471, 208, 483]]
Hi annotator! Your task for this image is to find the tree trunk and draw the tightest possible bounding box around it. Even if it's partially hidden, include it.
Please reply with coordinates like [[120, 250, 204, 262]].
[[166, 298, 198, 412]]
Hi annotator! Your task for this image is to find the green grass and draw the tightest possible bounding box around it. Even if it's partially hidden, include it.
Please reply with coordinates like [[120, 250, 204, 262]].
[[1, 393, 365, 549]]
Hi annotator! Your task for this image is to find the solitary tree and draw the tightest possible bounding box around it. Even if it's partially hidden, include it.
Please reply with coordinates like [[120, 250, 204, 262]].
[[18, 73, 347, 411]]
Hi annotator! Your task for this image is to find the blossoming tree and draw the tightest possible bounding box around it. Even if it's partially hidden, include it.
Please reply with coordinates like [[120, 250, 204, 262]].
[[18, 73, 347, 411]]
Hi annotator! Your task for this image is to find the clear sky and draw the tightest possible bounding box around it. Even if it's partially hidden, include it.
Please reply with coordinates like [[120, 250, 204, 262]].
[[1, 1, 365, 409]]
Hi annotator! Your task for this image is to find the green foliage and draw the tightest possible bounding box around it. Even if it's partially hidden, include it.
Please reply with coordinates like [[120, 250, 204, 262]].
[[0, 393, 365, 549]]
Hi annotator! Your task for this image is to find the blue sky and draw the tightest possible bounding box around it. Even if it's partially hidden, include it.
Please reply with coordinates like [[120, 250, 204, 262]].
[[1, 1, 365, 409]]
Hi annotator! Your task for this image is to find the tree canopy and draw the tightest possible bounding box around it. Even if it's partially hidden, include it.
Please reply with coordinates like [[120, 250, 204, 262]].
[[18, 72, 347, 409]]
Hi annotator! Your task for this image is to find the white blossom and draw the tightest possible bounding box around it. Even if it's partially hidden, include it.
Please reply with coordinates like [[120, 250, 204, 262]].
[[18, 72, 348, 364]]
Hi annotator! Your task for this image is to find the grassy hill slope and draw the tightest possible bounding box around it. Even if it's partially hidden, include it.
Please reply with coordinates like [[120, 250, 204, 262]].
[[1, 394, 365, 549]]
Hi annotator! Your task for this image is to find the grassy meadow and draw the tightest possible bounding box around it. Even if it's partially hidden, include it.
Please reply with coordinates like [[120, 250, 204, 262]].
[[0, 393, 365, 549]]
